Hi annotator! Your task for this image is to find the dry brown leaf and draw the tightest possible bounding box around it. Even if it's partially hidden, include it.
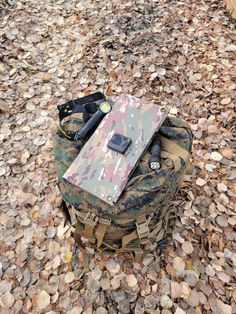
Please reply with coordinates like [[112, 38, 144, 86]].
[[126, 274, 138, 287], [0, 100, 8, 112], [173, 257, 185, 271], [196, 178, 206, 186], [211, 152, 222, 161], [182, 241, 194, 254]]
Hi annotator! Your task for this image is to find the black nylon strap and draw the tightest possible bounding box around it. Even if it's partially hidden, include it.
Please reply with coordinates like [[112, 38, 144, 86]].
[[58, 92, 106, 141]]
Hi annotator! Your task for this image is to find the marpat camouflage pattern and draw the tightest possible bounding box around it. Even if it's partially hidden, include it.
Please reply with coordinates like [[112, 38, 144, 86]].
[[63, 94, 167, 205]]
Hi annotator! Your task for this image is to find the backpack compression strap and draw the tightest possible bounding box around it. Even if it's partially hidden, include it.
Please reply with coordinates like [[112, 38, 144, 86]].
[[57, 92, 106, 141]]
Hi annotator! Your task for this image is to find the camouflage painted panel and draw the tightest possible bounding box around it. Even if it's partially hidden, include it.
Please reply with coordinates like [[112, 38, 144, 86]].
[[63, 94, 167, 206]]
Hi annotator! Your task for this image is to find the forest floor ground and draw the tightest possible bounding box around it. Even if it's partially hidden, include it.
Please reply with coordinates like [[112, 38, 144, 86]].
[[0, 0, 235, 313]]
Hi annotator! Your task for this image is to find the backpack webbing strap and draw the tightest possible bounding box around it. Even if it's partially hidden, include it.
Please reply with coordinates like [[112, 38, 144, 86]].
[[83, 213, 98, 244], [72, 209, 170, 261], [121, 230, 137, 248], [75, 210, 138, 226], [135, 215, 150, 245], [95, 218, 111, 249], [74, 222, 90, 272], [81, 249, 89, 272], [161, 151, 182, 172], [74, 212, 113, 250], [134, 248, 143, 263], [160, 135, 190, 165], [121, 215, 150, 248]]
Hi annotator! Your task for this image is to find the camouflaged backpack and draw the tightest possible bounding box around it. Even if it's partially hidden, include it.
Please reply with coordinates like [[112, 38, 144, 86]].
[[53, 93, 192, 270]]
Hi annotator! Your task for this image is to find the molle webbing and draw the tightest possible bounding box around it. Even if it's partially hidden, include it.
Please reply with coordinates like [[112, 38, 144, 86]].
[[70, 207, 170, 256]]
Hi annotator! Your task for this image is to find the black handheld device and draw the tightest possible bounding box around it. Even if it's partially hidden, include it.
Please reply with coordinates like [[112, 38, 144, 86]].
[[74, 101, 112, 140], [108, 134, 132, 154], [149, 136, 162, 170]]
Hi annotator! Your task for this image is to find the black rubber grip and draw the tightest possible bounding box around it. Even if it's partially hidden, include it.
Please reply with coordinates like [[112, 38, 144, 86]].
[[149, 137, 161, 170], [74, 110, 104, 140]]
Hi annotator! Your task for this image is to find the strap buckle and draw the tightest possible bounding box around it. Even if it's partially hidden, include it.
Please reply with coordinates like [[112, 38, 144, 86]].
[[83, 212, 98, 227], [99, 217, 111, 226], [136, 220, 150, 245], [57, 100, 76, 113]]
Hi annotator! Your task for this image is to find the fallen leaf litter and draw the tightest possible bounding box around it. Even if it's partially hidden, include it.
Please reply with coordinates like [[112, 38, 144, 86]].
[[0, 0, 235, 313]]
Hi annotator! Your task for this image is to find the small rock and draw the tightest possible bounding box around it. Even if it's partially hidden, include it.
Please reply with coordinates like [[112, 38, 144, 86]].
[[182, 241, 194, 254], [160, 295, 172, 309], [48, 276, 59, 295]]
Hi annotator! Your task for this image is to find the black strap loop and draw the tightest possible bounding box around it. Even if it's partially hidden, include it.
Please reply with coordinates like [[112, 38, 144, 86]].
[[58, 92, 106, 141]]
